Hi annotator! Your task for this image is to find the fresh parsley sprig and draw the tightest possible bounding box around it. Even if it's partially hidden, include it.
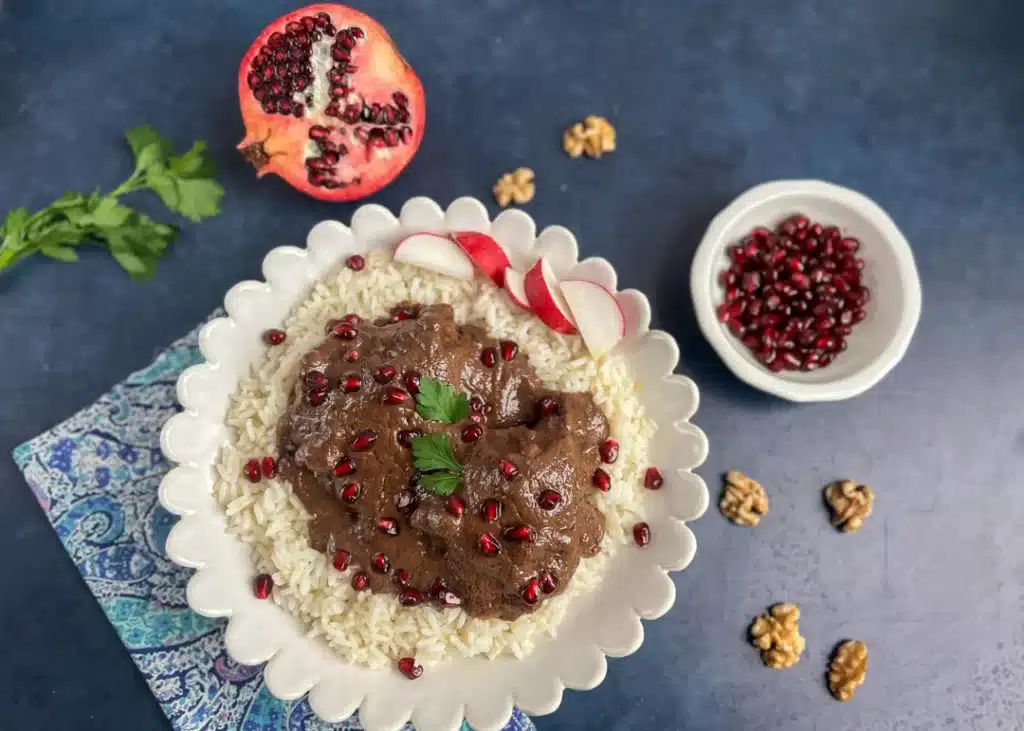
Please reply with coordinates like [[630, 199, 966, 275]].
[[415, 377, 470, 424], [411, 433, 462, 496], [0, 125, 224, 280]]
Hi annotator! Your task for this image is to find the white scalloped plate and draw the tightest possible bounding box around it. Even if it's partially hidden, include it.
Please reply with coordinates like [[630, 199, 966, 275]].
[[158, 197, 709, 731]]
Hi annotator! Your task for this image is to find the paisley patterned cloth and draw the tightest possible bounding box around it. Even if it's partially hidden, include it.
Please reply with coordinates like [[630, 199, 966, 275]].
[[12, 314, 536, 731]]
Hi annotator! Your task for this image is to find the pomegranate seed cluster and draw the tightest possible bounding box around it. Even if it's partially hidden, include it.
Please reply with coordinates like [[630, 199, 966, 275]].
[[717, 214, 869, 372]]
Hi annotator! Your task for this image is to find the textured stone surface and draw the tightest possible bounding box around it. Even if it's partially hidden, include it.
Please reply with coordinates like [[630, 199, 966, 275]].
[[0, 0, 1022, 729]]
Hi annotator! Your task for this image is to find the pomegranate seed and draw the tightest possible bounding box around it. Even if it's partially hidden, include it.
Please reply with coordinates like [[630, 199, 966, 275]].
[[461, 424, 483, 442], [332, 323, 357, 340], [346, 254, 365, 271], [536, 396, 558, 418], [644, 467, 664, 490], [345, 349, 359, 362], [243, 459, 262, 483], [397, 429, 423, 448], [375, 365, 396, 383], [351, 571, 369, 590], [481, 347, 497, 367], [393, 568, 411, 587], [397, 657, 422, 680], [383, 387, 408, 405], [350, 430, 377, 450], [498, 460, 520, 480], [445, 495, 465, 517], [633, 522, 651, 546], [263, 329, 286, 345], [307, 389, 327, 406], [469, 396, 485, 412], [392, 305, 417, 321], [592, 468, 611, 492], [521, 578, 541, 605], [540, 569, 558, 594], [477, 533, 501, 555], [404, 371, 421, 394], [371, 553, 390, 573], [500, 340, 518, 361], [481, 499, 502, 522], [395, 489, 418, 514], [305, 371, 328, 390], [537, 489, 562, 510], [339, 482, 361, 503], [253, 573, 273, 599], [399, 588, 424, 606], [332, 457, 356, 477], [261, 456, 278, 479], [426, 577, 447, 597], [341, 374, 362, 393], [599, 439, 619, 464], [332, 550, 351, 571], [504, 525, 533, 543], [377, 517, 399, 536], [438, 590, 462, 608]]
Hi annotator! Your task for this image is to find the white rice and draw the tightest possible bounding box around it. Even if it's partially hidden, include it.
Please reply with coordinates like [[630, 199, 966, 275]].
[[214, 251, 655, 668]]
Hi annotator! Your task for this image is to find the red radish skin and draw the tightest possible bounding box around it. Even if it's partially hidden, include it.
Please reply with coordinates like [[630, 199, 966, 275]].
[[559, 278, 626, 356], [237, 4, 425, 202], [451, 231, 511, 286], [394, 232, 476, 279], [503, 268, 530, 310], [524, 257, 578, 334]]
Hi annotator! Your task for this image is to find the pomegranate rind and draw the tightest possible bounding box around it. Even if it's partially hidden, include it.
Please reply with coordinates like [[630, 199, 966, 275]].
[[237, 3, 426, 202]]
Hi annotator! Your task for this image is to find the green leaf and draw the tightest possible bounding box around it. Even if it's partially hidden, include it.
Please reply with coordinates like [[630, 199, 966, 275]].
[[107, 231, 155, 280], [2, 207, 29, 238], [171, 177, 224, 222], [411, 433, 462, 474], [146, 169, 180, 211], [40, 244, 79, 262], [34, 222, 86, 249], [134, 143, 168, 174], [415, 378, 471, 423], [125, 126, 170, 163], [82, 196, 133, 229], [421, 471, 461, 497], [169, 141, 213, 177]]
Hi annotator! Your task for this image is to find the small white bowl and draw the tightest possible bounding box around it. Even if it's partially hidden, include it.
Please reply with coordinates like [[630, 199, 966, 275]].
[[690, 180, 922, 402]]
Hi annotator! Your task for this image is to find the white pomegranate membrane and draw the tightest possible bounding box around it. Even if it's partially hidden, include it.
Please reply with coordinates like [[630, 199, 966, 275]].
[[244, 13, 414, 191], [716, 214, 870, 372], [215, 252, 655, 668]]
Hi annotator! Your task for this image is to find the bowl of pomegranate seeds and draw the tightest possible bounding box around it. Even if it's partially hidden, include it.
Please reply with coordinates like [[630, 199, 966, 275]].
[[691, 179, 921, 402]]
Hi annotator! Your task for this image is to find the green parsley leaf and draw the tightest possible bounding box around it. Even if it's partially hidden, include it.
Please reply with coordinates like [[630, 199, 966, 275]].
[[416, 378, 471, 424], [411, 433, 462, 473], [411, 433, 463, 497], [0, 125, 222, 280], [421, 471, 461, 497]]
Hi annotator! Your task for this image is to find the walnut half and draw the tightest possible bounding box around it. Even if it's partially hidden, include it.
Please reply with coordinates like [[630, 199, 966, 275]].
[[492, 168, 535, 208], [828, 640, 868, 701], [749, 603, 806, 669], [719, 471, 768, 526], [824, 479, 874, 533], [563, 116, 616, 159]]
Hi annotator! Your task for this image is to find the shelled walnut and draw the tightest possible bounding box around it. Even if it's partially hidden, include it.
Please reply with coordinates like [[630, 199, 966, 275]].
[[562, 116, 616, 158], [492, 168, 535, 208], [828, 640, 868, 701], [824, 479, 874, 533], [719, 471, 768, 526], [749, 603, 806, 669]]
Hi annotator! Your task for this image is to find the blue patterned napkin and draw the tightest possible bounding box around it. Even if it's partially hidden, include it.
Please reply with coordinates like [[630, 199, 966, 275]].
[[12, 314, 535, 731]]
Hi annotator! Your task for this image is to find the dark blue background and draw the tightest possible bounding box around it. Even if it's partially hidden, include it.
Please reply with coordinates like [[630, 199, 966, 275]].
[[1, 1, 1022, 729]]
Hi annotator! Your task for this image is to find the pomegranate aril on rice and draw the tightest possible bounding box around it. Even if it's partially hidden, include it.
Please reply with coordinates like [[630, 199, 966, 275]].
[[253, 573, 274, 599], [243, 459, 262, 483], [397, 656, 423, 679], [332, 549, 351, 571], [262, 328, 286, 345], [716, 214, 868, 370], [633, 522, 651, 546], [351, 571, 369, 590]]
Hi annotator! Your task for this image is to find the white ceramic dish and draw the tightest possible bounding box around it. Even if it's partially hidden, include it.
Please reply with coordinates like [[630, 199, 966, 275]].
[[690, 179, 922, 402], [158, 196, 709, 731]]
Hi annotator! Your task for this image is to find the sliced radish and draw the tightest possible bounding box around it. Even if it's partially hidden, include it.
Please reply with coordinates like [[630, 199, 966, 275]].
[[560, 279, 626, 356], [394, 232, 475, 280], [451, 231, 511, 287], [524, 257, 577, 334], [503, 268, 530, 310]]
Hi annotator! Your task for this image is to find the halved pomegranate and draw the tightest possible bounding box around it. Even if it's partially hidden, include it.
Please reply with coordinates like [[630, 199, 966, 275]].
[[237, 4, 426, 201]]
